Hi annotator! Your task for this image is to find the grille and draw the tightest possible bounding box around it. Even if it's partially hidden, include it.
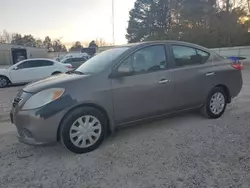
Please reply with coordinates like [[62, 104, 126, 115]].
[[12, 97, 22, 107]]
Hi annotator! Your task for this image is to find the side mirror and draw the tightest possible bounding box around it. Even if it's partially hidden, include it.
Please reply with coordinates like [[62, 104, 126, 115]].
[[13, 66, 18, 70], [110, 65, 133, 78]]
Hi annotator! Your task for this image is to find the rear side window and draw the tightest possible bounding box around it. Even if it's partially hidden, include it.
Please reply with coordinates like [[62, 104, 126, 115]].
[[172, 45, 210, 67], [17, 60, 53, 69], [37, 60, 54, 67], [73, 57, 87, 62]]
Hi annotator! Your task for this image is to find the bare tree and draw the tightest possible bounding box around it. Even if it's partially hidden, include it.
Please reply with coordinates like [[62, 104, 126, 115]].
[[95, 38, 111, 46], [0, 30, 13, 43]]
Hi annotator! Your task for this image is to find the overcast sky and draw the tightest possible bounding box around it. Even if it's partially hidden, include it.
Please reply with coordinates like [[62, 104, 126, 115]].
[[0, 0, 136, 45]]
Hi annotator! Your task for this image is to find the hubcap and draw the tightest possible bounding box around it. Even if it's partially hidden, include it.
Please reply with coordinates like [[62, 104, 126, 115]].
[[69, 115, 102, 148], [0, 77, 7, 87], [210, 92, 225, 115]]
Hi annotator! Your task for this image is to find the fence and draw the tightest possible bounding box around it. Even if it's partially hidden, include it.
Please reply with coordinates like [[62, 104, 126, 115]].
[[211, 46, 250, 62]]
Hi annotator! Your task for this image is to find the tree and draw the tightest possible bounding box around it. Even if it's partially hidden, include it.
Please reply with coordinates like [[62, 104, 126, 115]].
[[88, 40, 98, 48], [70, 41, 83, 51], [0, 30, 13, 43], [52, 39, 67, 52], [43, 36, 53, 51], [126, 0, 250, 48], [22, 34, 36, 47], [95, 38, 110, 46], [36, 39, 44, 48], [11, 33, 23, 45]]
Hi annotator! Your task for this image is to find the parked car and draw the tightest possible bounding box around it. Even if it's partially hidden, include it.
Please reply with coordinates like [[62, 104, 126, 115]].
[[0, 58, 72, 88], [61, 56, 88, 69], [10, 41, 243, 154]]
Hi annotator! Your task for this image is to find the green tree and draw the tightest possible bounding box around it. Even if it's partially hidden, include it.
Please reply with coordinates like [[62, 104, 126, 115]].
[[126, 0, 250, 48]]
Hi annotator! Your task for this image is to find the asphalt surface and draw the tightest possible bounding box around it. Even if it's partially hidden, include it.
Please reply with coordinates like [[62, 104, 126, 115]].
[[0, 68, 250, 188]]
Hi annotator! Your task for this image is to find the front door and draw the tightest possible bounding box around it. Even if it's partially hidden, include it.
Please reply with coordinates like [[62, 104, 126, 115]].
[[10, 60, 39, 83], [111, 44, 175, 124]]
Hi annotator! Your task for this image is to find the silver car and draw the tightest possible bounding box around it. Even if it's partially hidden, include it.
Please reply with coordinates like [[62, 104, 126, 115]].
[[10, 41, 243, 154]]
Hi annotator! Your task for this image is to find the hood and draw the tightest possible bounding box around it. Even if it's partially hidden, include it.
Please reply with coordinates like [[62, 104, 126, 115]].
[[0, 67, 9, 75], [23, 73, 89, 93]]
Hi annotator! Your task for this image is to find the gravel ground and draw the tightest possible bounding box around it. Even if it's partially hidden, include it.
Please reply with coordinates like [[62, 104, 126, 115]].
[[0, 69, 250, 188]]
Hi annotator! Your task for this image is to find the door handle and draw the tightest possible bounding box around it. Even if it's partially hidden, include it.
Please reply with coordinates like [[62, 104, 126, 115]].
[[206, 72, 215, 76], [158, 79, 171, 84]]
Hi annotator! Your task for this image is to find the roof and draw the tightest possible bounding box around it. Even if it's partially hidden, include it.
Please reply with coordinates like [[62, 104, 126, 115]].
[[105, 40, 208, 50]]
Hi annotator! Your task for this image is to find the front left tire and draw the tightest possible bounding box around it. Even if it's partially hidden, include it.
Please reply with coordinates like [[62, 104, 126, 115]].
[[59, 107, 107, 154], [0, 76, 9, 88]]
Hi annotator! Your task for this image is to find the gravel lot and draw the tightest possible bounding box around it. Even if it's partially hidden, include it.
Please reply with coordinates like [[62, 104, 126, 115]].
[[1, 68, 250, 188]]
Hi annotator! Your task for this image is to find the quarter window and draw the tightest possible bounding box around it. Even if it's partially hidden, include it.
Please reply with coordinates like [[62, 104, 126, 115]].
[[172, 45, 207, 67], [196, 49, 210, 63], [119, 45, 167, 75]]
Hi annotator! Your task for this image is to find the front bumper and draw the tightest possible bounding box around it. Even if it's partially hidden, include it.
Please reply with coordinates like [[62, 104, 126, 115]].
[[10, 105, 66, 146]]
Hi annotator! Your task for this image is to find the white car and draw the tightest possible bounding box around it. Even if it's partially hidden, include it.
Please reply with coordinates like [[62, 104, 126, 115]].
[[0, 58, 73, 88]]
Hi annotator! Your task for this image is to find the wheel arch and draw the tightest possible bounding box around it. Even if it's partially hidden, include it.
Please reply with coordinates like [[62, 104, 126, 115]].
[[51, 71, 62, 75], [214, 84, 231, 103], [0, 74, 11, 83], [57, 103, 112, 141]]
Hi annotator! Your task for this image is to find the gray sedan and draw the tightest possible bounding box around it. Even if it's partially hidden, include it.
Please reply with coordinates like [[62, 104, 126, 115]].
[[10, 41, 243, 154]]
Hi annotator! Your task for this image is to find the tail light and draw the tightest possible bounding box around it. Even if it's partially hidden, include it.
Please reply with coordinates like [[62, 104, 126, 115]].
[[231, 59, 243, 70], [66, 65, 72, 69]]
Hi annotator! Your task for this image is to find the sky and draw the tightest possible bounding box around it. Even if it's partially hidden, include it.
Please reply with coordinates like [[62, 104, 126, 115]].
[[0, 0, 136, 45]]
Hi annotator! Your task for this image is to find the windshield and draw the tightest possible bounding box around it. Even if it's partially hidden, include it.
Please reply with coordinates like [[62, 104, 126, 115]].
[[76, 47, 129, 74]]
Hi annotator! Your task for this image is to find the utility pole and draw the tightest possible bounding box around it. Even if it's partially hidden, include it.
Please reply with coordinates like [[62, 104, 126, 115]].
[[112, 0, 115, 45], [226, 0, 230, 12]]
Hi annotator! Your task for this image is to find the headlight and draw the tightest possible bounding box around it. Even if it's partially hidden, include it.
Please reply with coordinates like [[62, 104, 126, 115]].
[[22, 88, 65, 110]]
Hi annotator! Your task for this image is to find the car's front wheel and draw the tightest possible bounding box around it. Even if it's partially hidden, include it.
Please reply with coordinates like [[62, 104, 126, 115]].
[[0, 76, 9, 88], [59, 107, 107, 154], [202, 87, 227, 119]]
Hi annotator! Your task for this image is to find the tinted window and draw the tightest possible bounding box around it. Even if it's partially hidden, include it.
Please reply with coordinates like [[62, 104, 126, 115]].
[[196, 49, 210, 63], [172, 45, 203, 67], [119, 45, 167, 74], [73, 57, 87, 62], [38, 60, 54, 66], [76, 47, 129, 74], [17, 60, 36, 69], [17, 60, 53, 69]]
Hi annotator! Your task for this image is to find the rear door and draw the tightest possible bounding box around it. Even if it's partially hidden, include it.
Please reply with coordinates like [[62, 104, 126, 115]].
[[33, 60, 55, 80], [169, 44, 212, 109], [111, 44, 175, 124]]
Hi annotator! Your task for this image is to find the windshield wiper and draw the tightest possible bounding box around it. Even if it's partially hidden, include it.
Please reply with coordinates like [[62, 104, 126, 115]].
[[66, 70, 85, 75]]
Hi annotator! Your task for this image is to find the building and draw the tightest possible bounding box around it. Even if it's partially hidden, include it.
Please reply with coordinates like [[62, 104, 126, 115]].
[[0, 43, 48, 65]]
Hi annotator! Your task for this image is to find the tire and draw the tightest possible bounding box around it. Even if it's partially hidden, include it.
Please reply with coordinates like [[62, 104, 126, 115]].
[[51, 71, 61, 75], [201, 87, 227, 119], [59, 107, 107, 154], [0, 76, 9, 88]]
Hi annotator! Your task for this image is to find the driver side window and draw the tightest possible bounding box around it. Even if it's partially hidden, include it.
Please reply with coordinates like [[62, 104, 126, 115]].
[[119, 45, 167, 75]]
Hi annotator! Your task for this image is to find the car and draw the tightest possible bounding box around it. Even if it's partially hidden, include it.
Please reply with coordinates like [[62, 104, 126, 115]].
[[10, 41, 243, 154], [0, 58, 73, 88], [60, 56, 88, 69]]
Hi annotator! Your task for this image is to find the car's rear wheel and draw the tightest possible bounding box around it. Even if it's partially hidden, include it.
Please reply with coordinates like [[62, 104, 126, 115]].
[[0, 76, 9, 88], [202, 87, 227, 119], [59, 107, 107, 154]]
